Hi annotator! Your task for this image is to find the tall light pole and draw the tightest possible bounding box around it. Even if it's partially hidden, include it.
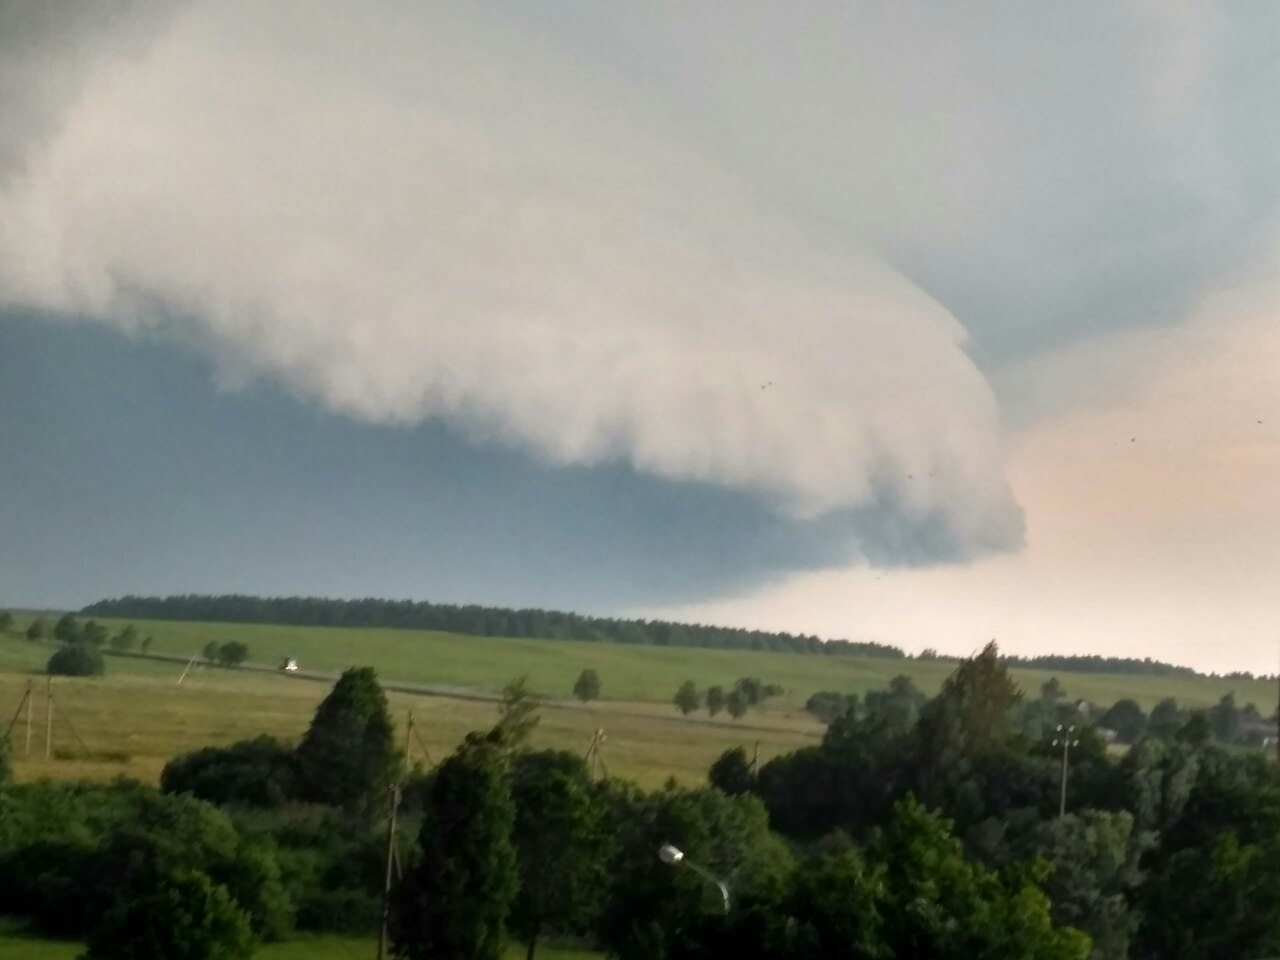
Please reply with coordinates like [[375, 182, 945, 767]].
[[1052, 724, 1080, 817], [658, 843, 730, 914]]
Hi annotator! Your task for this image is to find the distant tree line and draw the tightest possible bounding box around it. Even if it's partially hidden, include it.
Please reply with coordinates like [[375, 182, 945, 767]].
[[81, 594, 907, 658], [77, 596, 1258, 679], [998, 653, 1199, 677]]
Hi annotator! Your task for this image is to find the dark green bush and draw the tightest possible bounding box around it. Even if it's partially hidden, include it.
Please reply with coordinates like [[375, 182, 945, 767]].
[[161, 736, 299, 808], [47, 642, 104, 676], [296, 888, 380, 935]]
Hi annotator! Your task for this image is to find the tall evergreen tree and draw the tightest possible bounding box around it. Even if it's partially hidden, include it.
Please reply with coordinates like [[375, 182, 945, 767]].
[[392, 737, 518, 960], [295, 667, 398, 812]]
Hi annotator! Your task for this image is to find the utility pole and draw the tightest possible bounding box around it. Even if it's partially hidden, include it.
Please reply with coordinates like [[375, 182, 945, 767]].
[[2, 682, 33, 747], [585, 728, 607, 781], [1053, 724, 1080, 817], [376, 783, 402, 960], [405, 711, 416, 768], [25, 680, 33, 755], [45, 678, 54, 760]]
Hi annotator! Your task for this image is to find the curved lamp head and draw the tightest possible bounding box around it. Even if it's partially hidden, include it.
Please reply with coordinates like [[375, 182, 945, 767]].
[[658, 843, 684, 865]]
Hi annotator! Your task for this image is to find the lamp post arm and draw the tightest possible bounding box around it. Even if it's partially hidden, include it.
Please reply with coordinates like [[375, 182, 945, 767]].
[[684, 859, 730, 914]]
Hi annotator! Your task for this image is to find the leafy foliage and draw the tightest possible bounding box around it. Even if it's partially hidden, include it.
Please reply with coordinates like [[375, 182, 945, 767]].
[[82, 620, 109, 646], [708, 747, 755, 796], [509, 750, 610, 958], [53, 613, 80, 644], [572, 668, 601, 702], [47, 641, 104, 676], [82, 867, 255, 960], [805, 690, 857, 724], [0, 781, 291, 943], [674, 681, 701, 715], [391, 737, 518, 960], [493, 675, 541, 750], [295, 667, 399, 813], [705, 685, 725, 717], [596, 782, 794, 960], [1098, 699, 1146, 744], [216, 640, 250, 667], [110, 624, 139, 652], [161, 736, 300, 808]]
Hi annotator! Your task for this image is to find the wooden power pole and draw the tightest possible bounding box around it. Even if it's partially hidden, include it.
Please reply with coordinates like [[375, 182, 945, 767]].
[[376, 783, 402, 960], [45, 677, 53, 760]]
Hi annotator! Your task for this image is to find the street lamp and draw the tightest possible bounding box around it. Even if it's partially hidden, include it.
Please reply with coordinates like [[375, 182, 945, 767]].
[[658, 843, 730, 914], [1052, 724, 1081, 817]]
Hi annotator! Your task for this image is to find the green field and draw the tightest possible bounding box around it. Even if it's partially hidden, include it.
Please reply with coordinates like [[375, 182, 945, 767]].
[[0, 921, 598, 960], [0, 624, 821, 789], [21, 614, 1275, 710], [2, 613, 1273, 791]]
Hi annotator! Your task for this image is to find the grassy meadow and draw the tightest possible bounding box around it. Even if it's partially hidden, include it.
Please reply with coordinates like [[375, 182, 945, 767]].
[[0, 921, 599, 959], [0, 623, 821, 789], [2, 612, 1273, 791], [21, 613, 1274, 710]]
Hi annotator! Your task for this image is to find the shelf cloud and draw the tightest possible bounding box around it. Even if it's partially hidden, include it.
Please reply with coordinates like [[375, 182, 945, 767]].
[[0, 0, 1029, 560]]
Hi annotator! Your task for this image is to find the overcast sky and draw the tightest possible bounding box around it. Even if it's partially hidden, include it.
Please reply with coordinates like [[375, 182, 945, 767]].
[[1, 1, 1277, 673]]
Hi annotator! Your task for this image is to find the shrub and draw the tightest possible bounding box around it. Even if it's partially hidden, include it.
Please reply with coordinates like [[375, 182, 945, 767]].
[[47, 642, 105, 677], [82, 867, 255, 960], [217, 641, 251, 667], [296, 888, 380, 935], [806, 691, 856, 724], [573, 668, 602, 702], [161, 736, 300, 808]]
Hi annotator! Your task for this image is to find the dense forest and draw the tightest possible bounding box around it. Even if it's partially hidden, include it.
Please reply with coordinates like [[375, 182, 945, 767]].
[[80, 595, 1247, 679], [4, 648, 1277, 959], [82, 594, 905, 658]]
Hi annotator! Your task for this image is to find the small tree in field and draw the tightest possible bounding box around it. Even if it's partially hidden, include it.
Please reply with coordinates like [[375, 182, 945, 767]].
[[82, 620, 109, 646], [141, 636, 153, 654], [492, 675, 541, 750], [674, 681, 701, 715], [25, 618, 49, 641], [708, 747, 755, 795], [47, 643, 105, 677], [217, 641, 250, 667], [54, 614, 80, 644], [0, 611, 13, 633], [706, 685, 726, 717], [202, 641, 220, 664], [726, 688, 749, 720], [110, 625, 139, 652], [573, 669, 601, 703]]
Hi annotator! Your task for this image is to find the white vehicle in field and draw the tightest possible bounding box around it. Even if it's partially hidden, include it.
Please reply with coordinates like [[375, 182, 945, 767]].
[[280, 657, 299, 673]]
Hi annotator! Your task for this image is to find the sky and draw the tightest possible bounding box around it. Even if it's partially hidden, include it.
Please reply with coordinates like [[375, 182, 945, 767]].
[[1, 1, 1277, 673]]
